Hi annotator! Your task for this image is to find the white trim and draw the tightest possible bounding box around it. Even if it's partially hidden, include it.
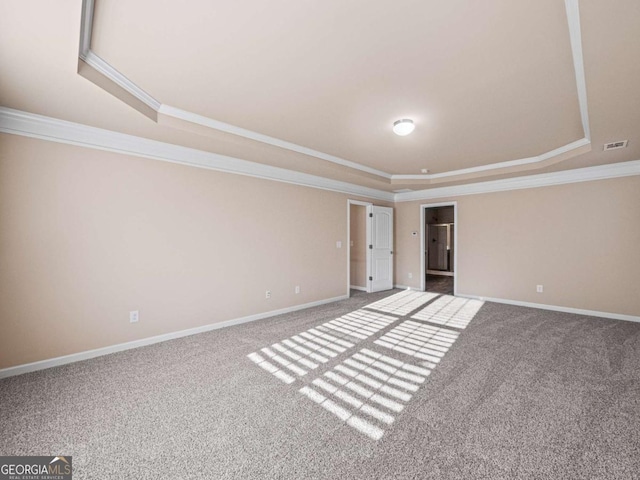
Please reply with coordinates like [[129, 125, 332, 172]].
[[565, 0, 591, 140], [458, 294, 640, 324], [0, 295, 348, 379], [392, 2, 592, 182], [347, 200, 374, 296], [0, 107, 394, 202], [3, 107, 638, 205], [396, 160, 640, 202], [391, 138, 591, 181], [349, 285, 367, 292], [78, 0, 94, 58], [420, 202, 458, 295], [82, 51, 161, 111], [77, 1, 392, 180], [537, 138, 589, 162], [76, 0, 593, 183], [347, 200, 374, 207], [78, 0, 160, 112], [394, 284, 412, 290], [159, 105, 391, 179]]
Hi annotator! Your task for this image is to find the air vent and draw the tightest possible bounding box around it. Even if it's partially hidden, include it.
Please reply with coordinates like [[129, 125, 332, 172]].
[[603, 140, 628, 151]]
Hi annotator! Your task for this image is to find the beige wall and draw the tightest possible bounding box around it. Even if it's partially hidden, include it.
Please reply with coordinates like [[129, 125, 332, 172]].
[[395, 176, 640, 316], [0, 134, 361, 369], [349, 204, 367, 288], [2, 132, 639, 370]]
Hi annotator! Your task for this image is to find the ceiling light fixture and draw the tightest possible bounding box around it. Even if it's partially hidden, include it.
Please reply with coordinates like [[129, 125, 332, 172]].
[[393, 119, 415, 136]]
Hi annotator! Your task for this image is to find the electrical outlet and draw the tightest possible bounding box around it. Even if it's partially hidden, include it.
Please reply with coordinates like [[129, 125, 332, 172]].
[[295, 286, 300, 294], [336, 241, 342, 248], [536, 285, 543, 293], [129, 310, 139, 323], [408, 273, 413, 279], [265, 290, 271, 299]]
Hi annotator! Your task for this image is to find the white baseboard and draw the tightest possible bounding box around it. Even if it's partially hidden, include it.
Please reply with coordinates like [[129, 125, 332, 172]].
[[349, 285, 367, 292], [0, 295, 349, 379], [458, 293, 640, 324], [394, 284, 412, 290]]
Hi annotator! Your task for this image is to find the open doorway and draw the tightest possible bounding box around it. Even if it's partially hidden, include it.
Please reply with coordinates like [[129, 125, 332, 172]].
[[347, 200, 394, 297], [348, 202, 368, 293], [421, 202, 457, 295]]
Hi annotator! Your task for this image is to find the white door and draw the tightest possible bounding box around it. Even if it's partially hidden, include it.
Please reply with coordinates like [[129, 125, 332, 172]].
[[367, 205, 394, 292]]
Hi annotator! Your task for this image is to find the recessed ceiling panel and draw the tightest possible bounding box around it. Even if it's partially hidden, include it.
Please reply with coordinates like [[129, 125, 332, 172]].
[[92, 0, 583, 175]]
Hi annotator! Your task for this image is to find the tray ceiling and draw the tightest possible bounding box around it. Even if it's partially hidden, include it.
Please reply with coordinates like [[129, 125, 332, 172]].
[[2, 0, 639, 195], [89, 0, 585, 179]]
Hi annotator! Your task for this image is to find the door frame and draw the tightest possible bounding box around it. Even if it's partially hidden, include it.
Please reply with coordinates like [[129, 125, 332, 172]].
[[347, 199, 373, 297], [421, 202, 458, 295]]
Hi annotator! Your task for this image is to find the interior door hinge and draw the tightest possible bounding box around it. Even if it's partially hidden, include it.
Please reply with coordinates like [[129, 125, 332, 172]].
[[369, 276, 373, 281], [369, 213, 373, 217], [369, 244, 373, 249]]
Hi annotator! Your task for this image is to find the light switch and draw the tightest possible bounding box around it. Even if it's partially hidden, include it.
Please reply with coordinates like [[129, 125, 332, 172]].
[[336, 241, 342, 248]]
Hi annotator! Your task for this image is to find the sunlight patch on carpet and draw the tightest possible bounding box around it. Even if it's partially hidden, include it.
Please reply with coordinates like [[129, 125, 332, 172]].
[[364, 290, 440, 316], [299, 348, 430, 440], [374, 321, 459, 366], [411, 295, 484, 329], [248, 310, 397, 384]]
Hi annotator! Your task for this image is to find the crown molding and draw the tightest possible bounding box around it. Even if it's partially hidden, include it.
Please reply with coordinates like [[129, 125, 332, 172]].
[[77, 0, 592, 183], [0, 107, 395, 202], [2, 107, 636, 204], [82, 51, 161, 112], [393, 160, 640, 202], [78, 0, 93, 59], [391, 138, 591, 182], [158, 104, 391, 179], [565, 0, 591, 140]]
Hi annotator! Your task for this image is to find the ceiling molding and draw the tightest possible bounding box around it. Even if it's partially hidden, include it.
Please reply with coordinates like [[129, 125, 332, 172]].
[[78, 0, 593, 183], [2, 107, 637, 205], [393, 160, 640, 202], [82, 50, 161, 112], [391, 138, 591, 182], [158, 104, 391, 179], [0, 107, 394, 202], [78, 0, 94, 59], [78, 0, 389, 181], [565, 0, 591, 140]]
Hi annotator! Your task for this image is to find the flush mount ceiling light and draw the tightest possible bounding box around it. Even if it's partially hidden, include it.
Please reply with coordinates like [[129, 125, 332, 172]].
[[393, 119, 415, 136]]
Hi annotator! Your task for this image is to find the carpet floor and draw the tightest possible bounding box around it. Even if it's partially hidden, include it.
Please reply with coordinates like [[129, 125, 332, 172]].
[[1, 289, 639, 479]]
